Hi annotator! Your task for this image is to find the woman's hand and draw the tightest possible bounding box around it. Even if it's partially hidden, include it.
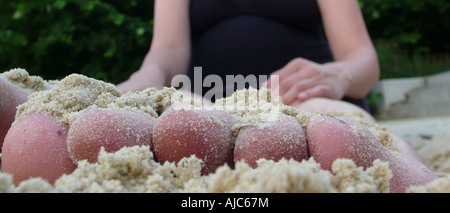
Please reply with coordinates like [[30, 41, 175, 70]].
[[116, 65, 166, 94], [262, 0, 380, 106], [263, 58, 352, 106]]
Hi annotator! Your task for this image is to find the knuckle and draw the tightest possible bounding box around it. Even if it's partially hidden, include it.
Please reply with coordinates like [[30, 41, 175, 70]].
[[291, 83, 304, 94], [282, 77, 296, 87], [307, 66, 321, 74], [292, 58, 305, 66]]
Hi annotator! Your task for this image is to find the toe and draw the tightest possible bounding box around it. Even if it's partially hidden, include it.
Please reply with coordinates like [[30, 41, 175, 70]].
[[0, 78, 29, 149], [306, 114, 386, 171], [234, 114, 309, 168], [67, 108, 156, 164], [1, 114, 76, 185]]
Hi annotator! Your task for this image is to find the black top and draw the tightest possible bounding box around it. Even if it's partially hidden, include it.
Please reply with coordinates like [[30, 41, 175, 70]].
[[187, 0, 369, 111]]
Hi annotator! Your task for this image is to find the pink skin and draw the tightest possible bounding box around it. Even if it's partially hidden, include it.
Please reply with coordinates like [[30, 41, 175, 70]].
[[1, 114, 77, 185], [0, 78, 29, 150], [66, 108, 156, 164], [234, 114, 309, 168], [306, 114, 438, 193], [153, 107, 237, 174]]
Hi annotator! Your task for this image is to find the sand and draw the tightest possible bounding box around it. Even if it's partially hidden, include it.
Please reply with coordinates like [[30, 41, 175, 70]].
[[0, 145, 392, 193], [0, 68, 53, 94], [1, 69, 450, 193]]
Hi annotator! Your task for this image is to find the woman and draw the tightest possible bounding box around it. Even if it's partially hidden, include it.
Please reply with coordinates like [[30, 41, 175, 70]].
[[117, 0, 380, 111]]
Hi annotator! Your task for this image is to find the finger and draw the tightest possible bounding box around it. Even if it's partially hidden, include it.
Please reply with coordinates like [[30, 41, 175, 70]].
[[281, 84, 301, 105], [268, 74, 280, 97], [281, 78, 317, 105], [267, 58, 307, 88], [278, 66, 321, 98], [276, 73, 297, 96], [290, 100, 303, 108], [278, 68, 319, 101], [298, 85, 331, 102]]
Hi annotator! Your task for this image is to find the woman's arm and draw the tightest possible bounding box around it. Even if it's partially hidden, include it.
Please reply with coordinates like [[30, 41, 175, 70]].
[[317, 0, 380, 98], [264, 0, 379, 105], [117, 0, 191, 93]]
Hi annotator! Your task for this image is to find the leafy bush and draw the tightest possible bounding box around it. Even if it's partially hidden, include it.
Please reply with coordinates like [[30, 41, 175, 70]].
[[360, 0, 450, 55], [0, 0, 154, 84], [375, 40, 450, 79], [360, 0, 450, 79]]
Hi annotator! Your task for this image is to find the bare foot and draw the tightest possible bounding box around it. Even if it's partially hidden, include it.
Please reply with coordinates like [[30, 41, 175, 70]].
[[1, 84, 438, 192]]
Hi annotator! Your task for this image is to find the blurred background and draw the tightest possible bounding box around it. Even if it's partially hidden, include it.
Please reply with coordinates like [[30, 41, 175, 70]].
[[0, 0, 449, 99], [0, 0, 154, 82]]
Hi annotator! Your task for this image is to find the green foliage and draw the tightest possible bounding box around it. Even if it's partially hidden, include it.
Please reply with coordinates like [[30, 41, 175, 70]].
[[359, 0, 450, 79], [360, 0, 450, 55], [375, 40, 450, 79], [0, 0, 154, 84]]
